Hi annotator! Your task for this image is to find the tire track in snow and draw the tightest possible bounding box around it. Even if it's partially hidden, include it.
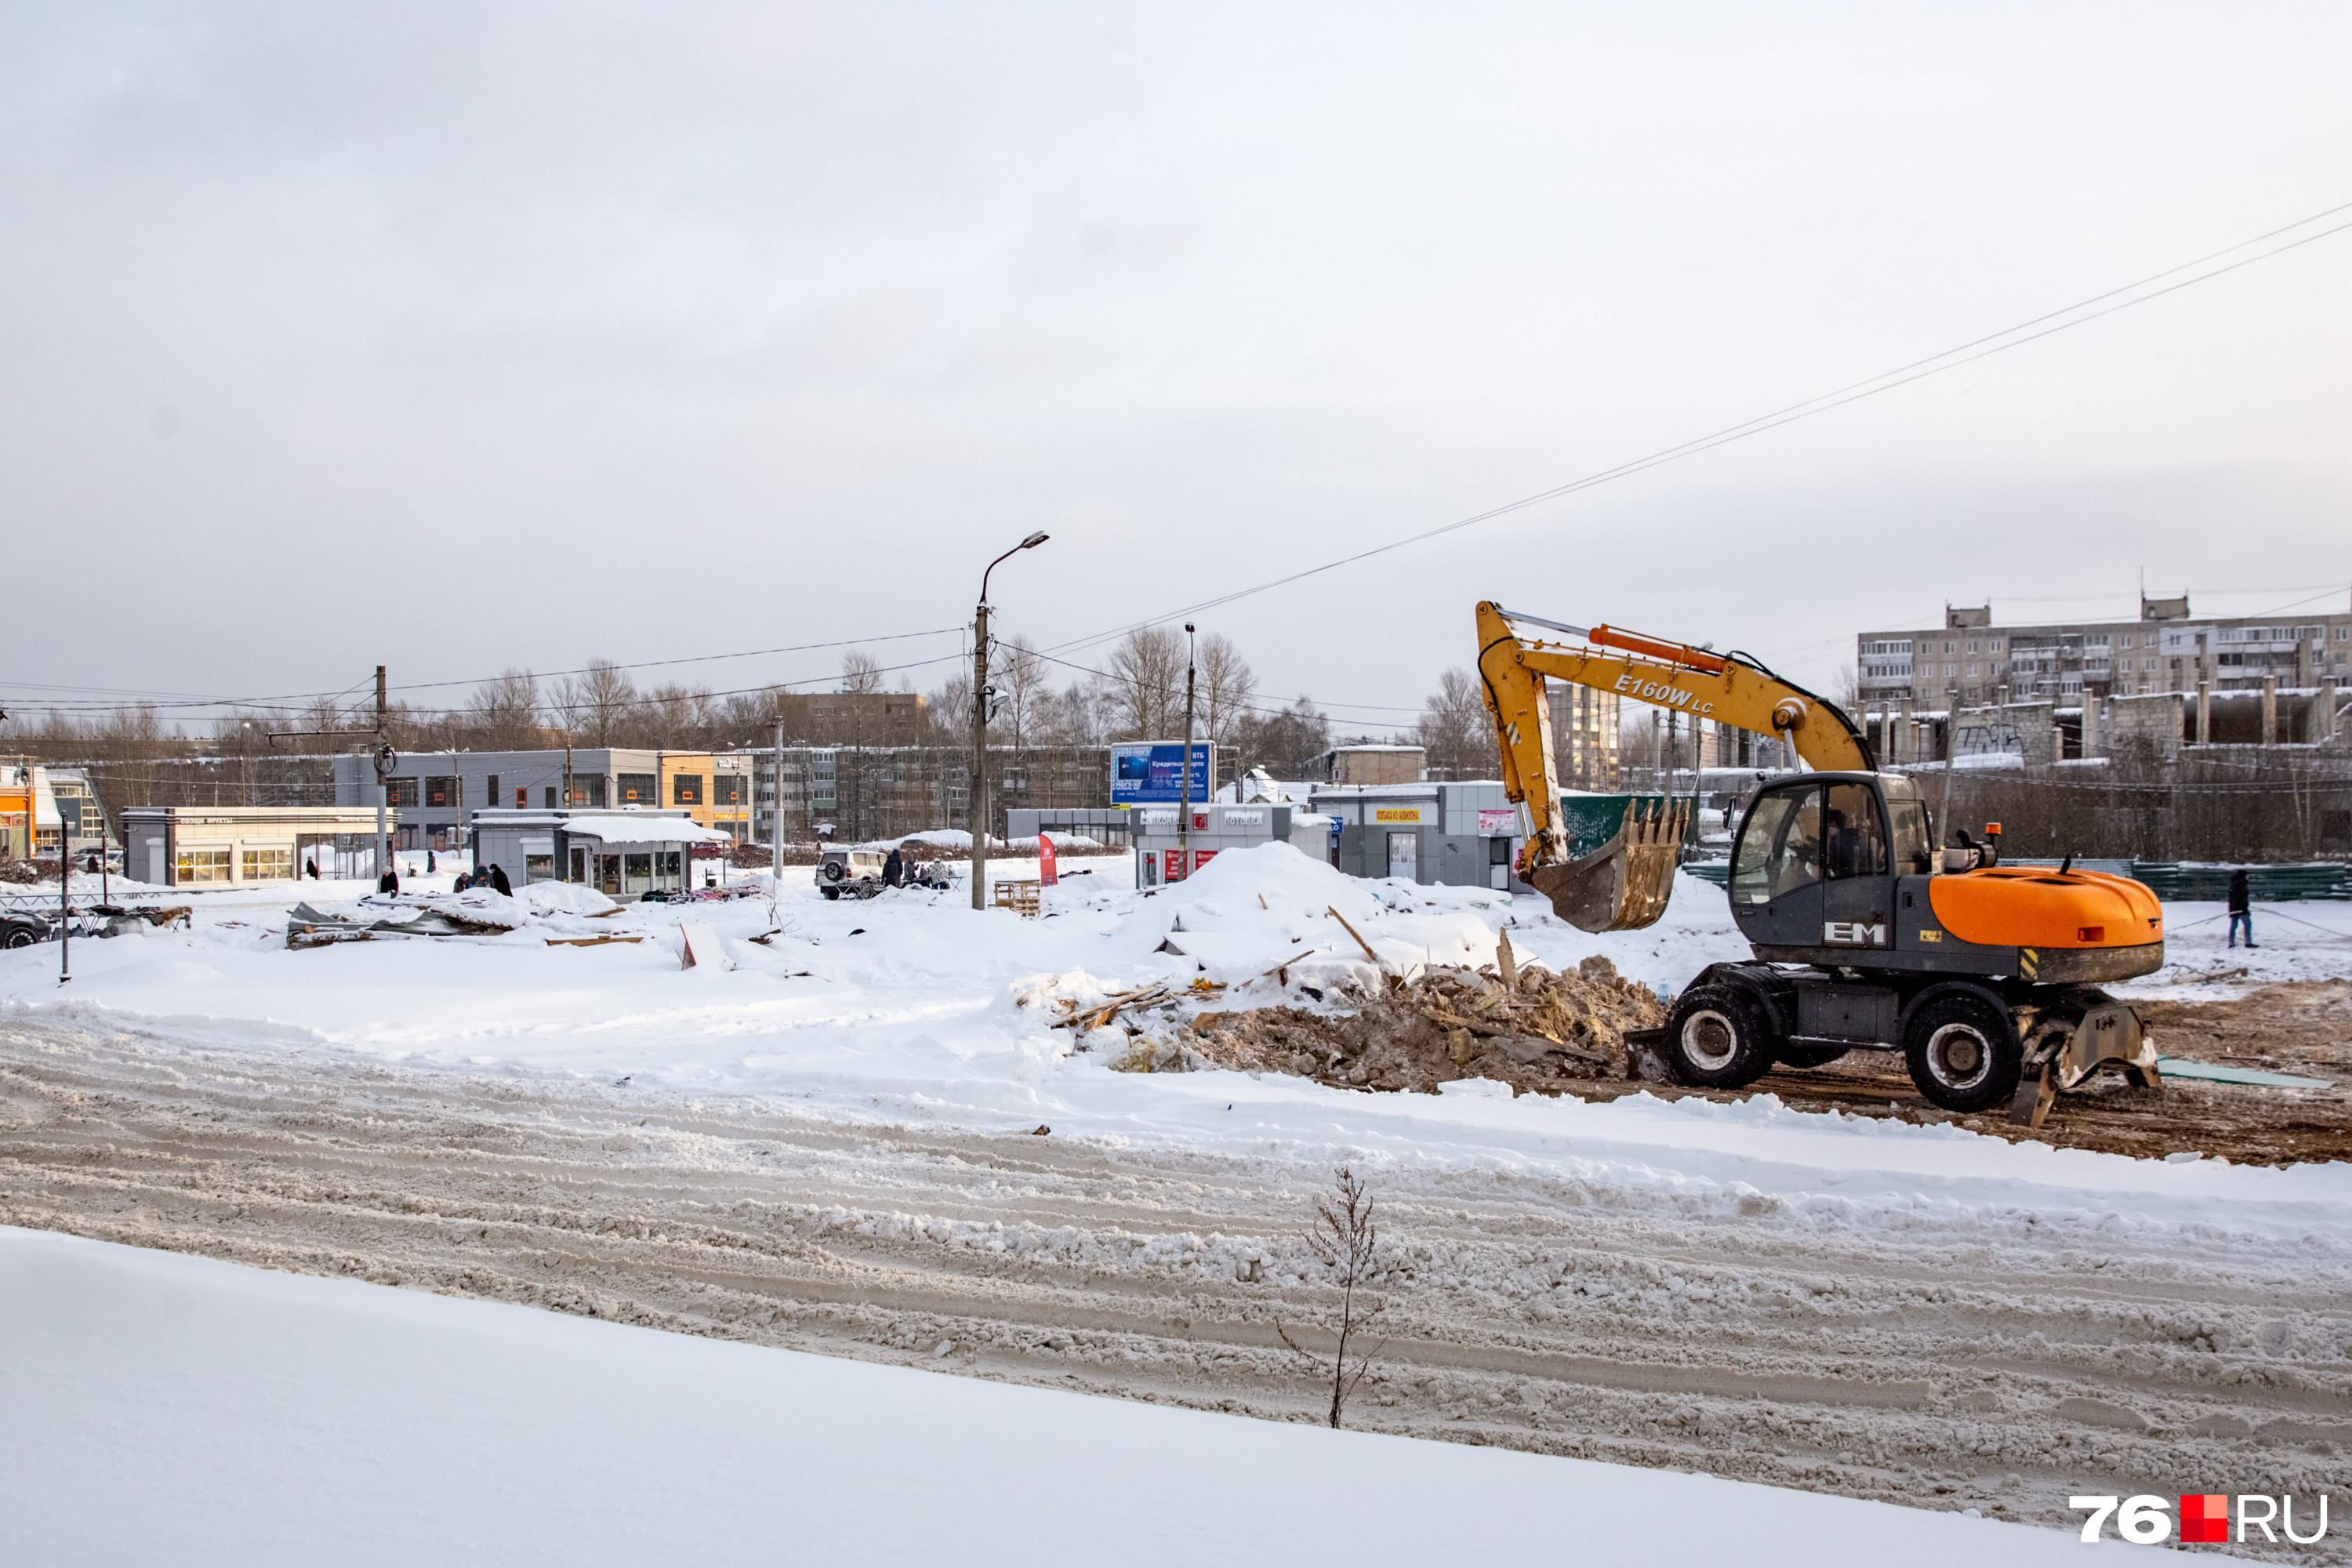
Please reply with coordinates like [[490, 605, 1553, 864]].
[[1, 1017, 2346, 1557]]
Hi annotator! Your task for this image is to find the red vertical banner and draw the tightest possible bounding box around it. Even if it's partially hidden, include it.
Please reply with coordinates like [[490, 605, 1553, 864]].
[[1163, 848, 1185, 883], [1038, 832, 1058, 886]]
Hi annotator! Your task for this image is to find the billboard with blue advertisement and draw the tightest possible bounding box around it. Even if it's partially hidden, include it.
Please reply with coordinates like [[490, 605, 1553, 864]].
[[1109, 742, 1214, 806]]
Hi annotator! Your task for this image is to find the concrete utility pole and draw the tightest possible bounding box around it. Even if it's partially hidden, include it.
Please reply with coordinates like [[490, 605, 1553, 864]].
[[770, 713, 786, 913], [1178, 624, 1197, 878], [372, 666, 391, 885], [971, 532, 1051, 910]]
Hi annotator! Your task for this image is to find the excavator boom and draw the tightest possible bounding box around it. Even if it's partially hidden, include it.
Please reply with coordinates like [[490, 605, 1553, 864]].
[[1476, 601, 1871, 930]]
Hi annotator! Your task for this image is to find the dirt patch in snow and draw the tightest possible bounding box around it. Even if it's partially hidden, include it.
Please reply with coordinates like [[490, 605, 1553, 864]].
[[1487, 979, 2352, 1169], [1121, 954, 1666, 1096]]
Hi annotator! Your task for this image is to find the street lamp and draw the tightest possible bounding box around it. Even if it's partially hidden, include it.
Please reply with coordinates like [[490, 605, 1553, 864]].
[[972, 531, 1051, 909]]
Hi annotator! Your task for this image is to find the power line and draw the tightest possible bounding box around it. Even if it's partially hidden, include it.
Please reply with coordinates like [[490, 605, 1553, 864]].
[[1044, 197, 2352, 659], [4, 629, 967, 717]]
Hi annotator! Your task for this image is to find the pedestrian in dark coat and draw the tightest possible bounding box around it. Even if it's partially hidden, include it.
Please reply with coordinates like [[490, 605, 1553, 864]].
[[883, 847, 904, 888], [490, 863, 513, 896], [379, 866, 399, 895], [453, 870, 474, 892], [2227, 869, 2256, 948], [305, 857, 318, 880], [427, 850, 437, 873]]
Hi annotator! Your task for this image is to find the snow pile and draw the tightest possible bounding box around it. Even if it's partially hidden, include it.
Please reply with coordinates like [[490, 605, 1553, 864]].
[[1116, 842, 1498, 987], [519, 881, 622, 918]]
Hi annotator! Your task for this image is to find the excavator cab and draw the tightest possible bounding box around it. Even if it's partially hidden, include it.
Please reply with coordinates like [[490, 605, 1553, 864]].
[[1728, 772, 1933, 954]]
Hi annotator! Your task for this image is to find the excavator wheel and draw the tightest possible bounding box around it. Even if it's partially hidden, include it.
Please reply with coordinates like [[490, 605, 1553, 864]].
[[1903, 993, 2023, 1114], [1661, 984, 1777, 1090]]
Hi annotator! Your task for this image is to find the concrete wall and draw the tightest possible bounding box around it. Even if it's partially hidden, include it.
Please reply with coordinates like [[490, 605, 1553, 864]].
[[2106, 692, 2184, 762], [1952, 701, 2056, 765]]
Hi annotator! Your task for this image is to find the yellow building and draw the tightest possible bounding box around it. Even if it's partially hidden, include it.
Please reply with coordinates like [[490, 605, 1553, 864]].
[[0, 757, 32, 862], [658, 753, 756, 844]]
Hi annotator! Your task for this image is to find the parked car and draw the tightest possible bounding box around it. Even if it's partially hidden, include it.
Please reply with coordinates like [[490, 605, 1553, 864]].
[[2, 911, 52, 949], [815, 848, 887, 900]]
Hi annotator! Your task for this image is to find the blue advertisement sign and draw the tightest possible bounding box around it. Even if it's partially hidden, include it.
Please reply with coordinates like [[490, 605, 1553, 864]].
[[1109, 742, 1214, 805]]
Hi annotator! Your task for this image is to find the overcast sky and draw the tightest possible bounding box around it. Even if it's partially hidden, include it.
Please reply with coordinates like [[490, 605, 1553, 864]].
[[5, 2, 2350, 737]]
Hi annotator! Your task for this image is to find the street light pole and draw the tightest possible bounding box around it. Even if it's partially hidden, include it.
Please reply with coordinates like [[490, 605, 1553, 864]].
[[1178, 623, 1196, 879], [971, 532, 1051, 910]]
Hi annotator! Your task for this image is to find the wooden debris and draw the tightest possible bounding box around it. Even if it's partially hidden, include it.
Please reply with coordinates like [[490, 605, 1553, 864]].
[[1053, 982, 1174, 1033], [545, 935, 645, 947], [1326, 906, 1381, 966]]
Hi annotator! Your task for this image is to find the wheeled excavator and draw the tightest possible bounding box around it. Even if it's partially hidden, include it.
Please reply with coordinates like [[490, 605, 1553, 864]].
[[1475, 601, 2165, 1126]]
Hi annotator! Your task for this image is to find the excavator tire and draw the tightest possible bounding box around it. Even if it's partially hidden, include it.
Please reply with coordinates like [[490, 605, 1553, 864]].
[[1661, 984, 1777, 1090], [1903, 993, 2023, 1113]]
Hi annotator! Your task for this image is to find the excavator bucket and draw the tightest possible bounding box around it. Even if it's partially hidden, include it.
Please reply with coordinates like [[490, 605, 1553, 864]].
[[1529, 799, 1690, 932]]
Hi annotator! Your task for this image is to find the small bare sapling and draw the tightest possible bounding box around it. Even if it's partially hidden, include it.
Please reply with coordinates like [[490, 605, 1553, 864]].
[[1276, 1165, 1388, 1428]]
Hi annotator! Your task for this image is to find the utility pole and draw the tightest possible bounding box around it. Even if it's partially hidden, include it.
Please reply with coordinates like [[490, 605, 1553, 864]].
[[771, 713, 786, 920], [970, 532, 1051, 910], [971, 594, 991, 909], [372, 666, 392, 887], [1178, 624, 1197, 879], [559, 701, 575, 879]]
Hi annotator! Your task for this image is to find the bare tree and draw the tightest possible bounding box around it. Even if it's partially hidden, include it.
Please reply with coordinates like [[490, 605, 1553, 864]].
[[465, 668, 542, 750], [840, 649, 884, 695], [925, 670, 975, 745], [1196, 632, 1255, 750], [1412, 667, 1492, 779], [995, 634, 1048, 746], [1103, 625, 1185, 739], [633, 681, 715, 748], [1229, 695, 1328, 779], [1276, 1167, 1388, 1429], [552, 658, 637, 748]]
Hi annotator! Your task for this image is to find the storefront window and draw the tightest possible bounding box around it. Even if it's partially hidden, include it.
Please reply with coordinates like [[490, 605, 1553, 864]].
[[176, 848, 232, 884], [240, 847, 292, 881]]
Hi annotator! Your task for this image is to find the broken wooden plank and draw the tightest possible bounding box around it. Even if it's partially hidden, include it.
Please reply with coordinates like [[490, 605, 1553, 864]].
[[1326, 906, 1380, 966]]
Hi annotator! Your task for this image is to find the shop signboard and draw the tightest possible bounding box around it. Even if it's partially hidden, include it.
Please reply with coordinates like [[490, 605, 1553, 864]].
[[1477, 809, 1517, 834]]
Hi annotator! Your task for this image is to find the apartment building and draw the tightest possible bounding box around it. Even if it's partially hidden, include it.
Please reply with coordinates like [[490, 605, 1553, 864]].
[[1858, 594, 2352, 710]]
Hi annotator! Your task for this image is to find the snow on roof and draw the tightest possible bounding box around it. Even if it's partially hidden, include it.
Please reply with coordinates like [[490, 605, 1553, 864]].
[[554, 814, 735, 845]]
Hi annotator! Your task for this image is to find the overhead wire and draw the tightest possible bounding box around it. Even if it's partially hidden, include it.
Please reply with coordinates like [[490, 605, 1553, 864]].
[[1043, 198, 2352, 658]]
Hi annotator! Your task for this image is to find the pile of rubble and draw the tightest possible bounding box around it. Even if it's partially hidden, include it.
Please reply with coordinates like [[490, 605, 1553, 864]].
[[1113, 940, 1667, 1097]]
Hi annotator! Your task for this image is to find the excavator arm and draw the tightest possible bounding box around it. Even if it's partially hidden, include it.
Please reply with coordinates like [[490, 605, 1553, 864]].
[[1475, 601, 1872, 929]]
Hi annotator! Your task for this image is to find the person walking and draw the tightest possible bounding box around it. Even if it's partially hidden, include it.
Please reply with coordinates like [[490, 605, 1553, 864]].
[[427, 850, 437, 874], [490, 863, 513, 896], [378, 862, 399, 895], [2227, 868, 2256, 949], [305, 856, 318, 880], [883, 846, 905, 888]]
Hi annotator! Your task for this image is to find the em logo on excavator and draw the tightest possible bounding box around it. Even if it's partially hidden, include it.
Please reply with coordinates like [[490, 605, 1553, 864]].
[[1821, 920, 1887, 946]]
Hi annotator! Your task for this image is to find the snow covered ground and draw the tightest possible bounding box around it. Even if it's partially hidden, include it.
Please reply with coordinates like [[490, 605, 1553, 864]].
[[0, 1224, 2093, 1566], [4, 844, 2348, 1243]]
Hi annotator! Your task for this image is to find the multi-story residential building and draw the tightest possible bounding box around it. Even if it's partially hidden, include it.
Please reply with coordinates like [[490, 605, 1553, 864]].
[[1858, 594, 2352, 710], [1548, 684, 1621, 789]]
